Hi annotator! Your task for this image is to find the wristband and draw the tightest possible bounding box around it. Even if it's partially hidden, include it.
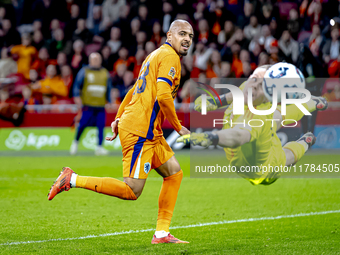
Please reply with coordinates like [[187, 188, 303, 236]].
[[206, 132, 219, 146]]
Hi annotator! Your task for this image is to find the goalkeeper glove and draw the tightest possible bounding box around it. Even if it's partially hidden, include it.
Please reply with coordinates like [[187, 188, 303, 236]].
[[194, 94, 229, 112], [176, 132, 219, 147]]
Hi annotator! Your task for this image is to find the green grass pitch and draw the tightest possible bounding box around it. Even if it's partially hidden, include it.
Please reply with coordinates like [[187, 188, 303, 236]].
[[1, 151, 340, 254]]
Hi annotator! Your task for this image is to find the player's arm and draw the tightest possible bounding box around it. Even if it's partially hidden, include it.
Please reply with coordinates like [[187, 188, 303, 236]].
[[106, 84, 136, 142], [156, 54, 190, 135], [157, 81, 189, 135]]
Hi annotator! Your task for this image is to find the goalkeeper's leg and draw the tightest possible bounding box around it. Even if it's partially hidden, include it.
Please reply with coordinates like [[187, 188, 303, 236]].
[[281, 96, 328, 126], [283, 132, 316, 166]]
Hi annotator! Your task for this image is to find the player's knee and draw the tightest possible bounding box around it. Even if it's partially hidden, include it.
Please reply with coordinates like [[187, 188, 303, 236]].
[[168, 161, 181, 176], [124, 178, 145, 199]]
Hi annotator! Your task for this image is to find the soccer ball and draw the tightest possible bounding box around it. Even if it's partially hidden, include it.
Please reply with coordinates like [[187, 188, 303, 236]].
[[262, 62, 305, 103]]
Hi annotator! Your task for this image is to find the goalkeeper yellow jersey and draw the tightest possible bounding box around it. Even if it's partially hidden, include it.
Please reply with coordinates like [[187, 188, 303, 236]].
[[222, 84, 286, 180]]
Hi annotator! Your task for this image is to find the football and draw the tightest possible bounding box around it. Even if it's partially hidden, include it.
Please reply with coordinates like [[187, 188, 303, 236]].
[[262, 62, 306, 103]]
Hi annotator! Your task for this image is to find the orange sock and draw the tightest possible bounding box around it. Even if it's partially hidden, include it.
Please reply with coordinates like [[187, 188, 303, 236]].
[[76, 176, 137, 200], [156, 170, 183, 232]]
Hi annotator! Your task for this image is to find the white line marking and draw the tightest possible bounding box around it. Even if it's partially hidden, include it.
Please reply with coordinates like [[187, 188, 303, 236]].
[[1, 209, 339, 246]]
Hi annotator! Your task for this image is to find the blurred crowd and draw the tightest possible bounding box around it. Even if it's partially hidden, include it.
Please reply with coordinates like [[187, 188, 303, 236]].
[[0, 0, 340, 112]]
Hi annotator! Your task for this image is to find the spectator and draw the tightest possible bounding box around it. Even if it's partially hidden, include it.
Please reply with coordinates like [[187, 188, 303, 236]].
[[0, 19, 21, 48], [237, 2, 253, 29], [125, 17, 140, 51], [279, 30, 299, 64], [192, 41, 213, 77], [241, 61, 252, 78], [72, 18, 93, 44], [87, 5, 106, 36], [50, 19, 61, 39], [287, 9, 300, 40], [130, 30, 147, 56], [113, 4, 131, 45], [138, 5, 151, 33], [258, 51, 270, 66], [248, 40, 261, 65], [102, 0, 126, 26], [220, 61, 234, 79], [217, 20, 235, 46], [309, 24, 324, 57], [32, 20, 42, 33], [150, 21, 164, 48], [322, 25, 340, 64], [145, 41, 156, 56], [206, 50, 221, 78], [107, 27, 122, 55], [57, 52, 68, 70], [101, 45, 115, 71], [47, 28, 72, 59], [226, 28, 249, 50], [112, 63, 126, 91], [269, 18, 280, 39], [70, 39, 88, 75], [162, 1, 174, 33], [259, 25, 275, 53], [60, 65, 73, 99], [119, 70, 134, 98], [193, 2, 205, 25], [31, 47, 55, 79], [197, 19, 214, 44], [31, 65, 68, 104], [132, 49, 145, 79], [65, 4, 80, 40], [322, 79, 340, 109], [0, 48, 17, 78], [11, 34, 37, 80], [113, 47, 134, 72], [31, 30, 45, 51], [260, 4, 274, 25], [244, 16, 262, 41]]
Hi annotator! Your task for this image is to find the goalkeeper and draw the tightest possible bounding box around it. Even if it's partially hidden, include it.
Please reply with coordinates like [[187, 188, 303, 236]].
[[177, 65, 328, 185]]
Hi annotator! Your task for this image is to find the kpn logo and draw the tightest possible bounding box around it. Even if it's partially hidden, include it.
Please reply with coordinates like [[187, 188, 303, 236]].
[[199, 62, 311, 117]]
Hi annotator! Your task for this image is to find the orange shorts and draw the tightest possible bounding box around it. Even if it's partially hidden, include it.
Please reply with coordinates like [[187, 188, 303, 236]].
[[119, 127, 174, 179]]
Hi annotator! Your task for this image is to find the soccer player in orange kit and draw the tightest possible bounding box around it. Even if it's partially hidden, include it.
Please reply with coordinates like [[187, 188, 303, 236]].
[[48, 20, 193, 244]]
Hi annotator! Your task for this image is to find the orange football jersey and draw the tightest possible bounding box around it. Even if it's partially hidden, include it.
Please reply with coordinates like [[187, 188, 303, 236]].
[[119, 42, 181, 139]]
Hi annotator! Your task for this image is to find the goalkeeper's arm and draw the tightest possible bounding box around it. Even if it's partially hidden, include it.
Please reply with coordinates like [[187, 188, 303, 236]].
[[194, 92, 233, 112], [177, 127, 251, 148], [215, 127, 251, 148]]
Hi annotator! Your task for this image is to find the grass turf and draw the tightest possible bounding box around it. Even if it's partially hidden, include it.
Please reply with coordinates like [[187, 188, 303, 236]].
[[0, 151, 340, 254]]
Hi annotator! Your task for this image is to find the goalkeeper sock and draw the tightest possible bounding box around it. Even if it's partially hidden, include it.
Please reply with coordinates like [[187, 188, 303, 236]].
[[283, 141, 306, 162], [156, 170, 183, 233], [75, 175, 137, 200], [283, 101, 316, 125]]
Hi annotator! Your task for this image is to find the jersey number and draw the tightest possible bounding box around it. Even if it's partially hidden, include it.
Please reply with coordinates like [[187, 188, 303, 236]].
[[136, 61, 150, 94]]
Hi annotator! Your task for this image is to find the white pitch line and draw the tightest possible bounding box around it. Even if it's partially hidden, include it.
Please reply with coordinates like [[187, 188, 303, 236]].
[[1, 209, 339, 246]]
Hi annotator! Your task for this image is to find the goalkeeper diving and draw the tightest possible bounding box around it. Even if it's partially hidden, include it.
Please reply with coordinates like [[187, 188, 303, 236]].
[[177, 63, 328, 185]]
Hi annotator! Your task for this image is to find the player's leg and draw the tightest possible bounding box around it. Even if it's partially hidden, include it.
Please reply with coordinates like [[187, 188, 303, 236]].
[[151, 138, 188, 244], [284, 132, 316, 166], [47, 167, 144, 201], [94, 108, 109, 156], [70, 108, 91, 155], [48, 129, 148, 201]]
